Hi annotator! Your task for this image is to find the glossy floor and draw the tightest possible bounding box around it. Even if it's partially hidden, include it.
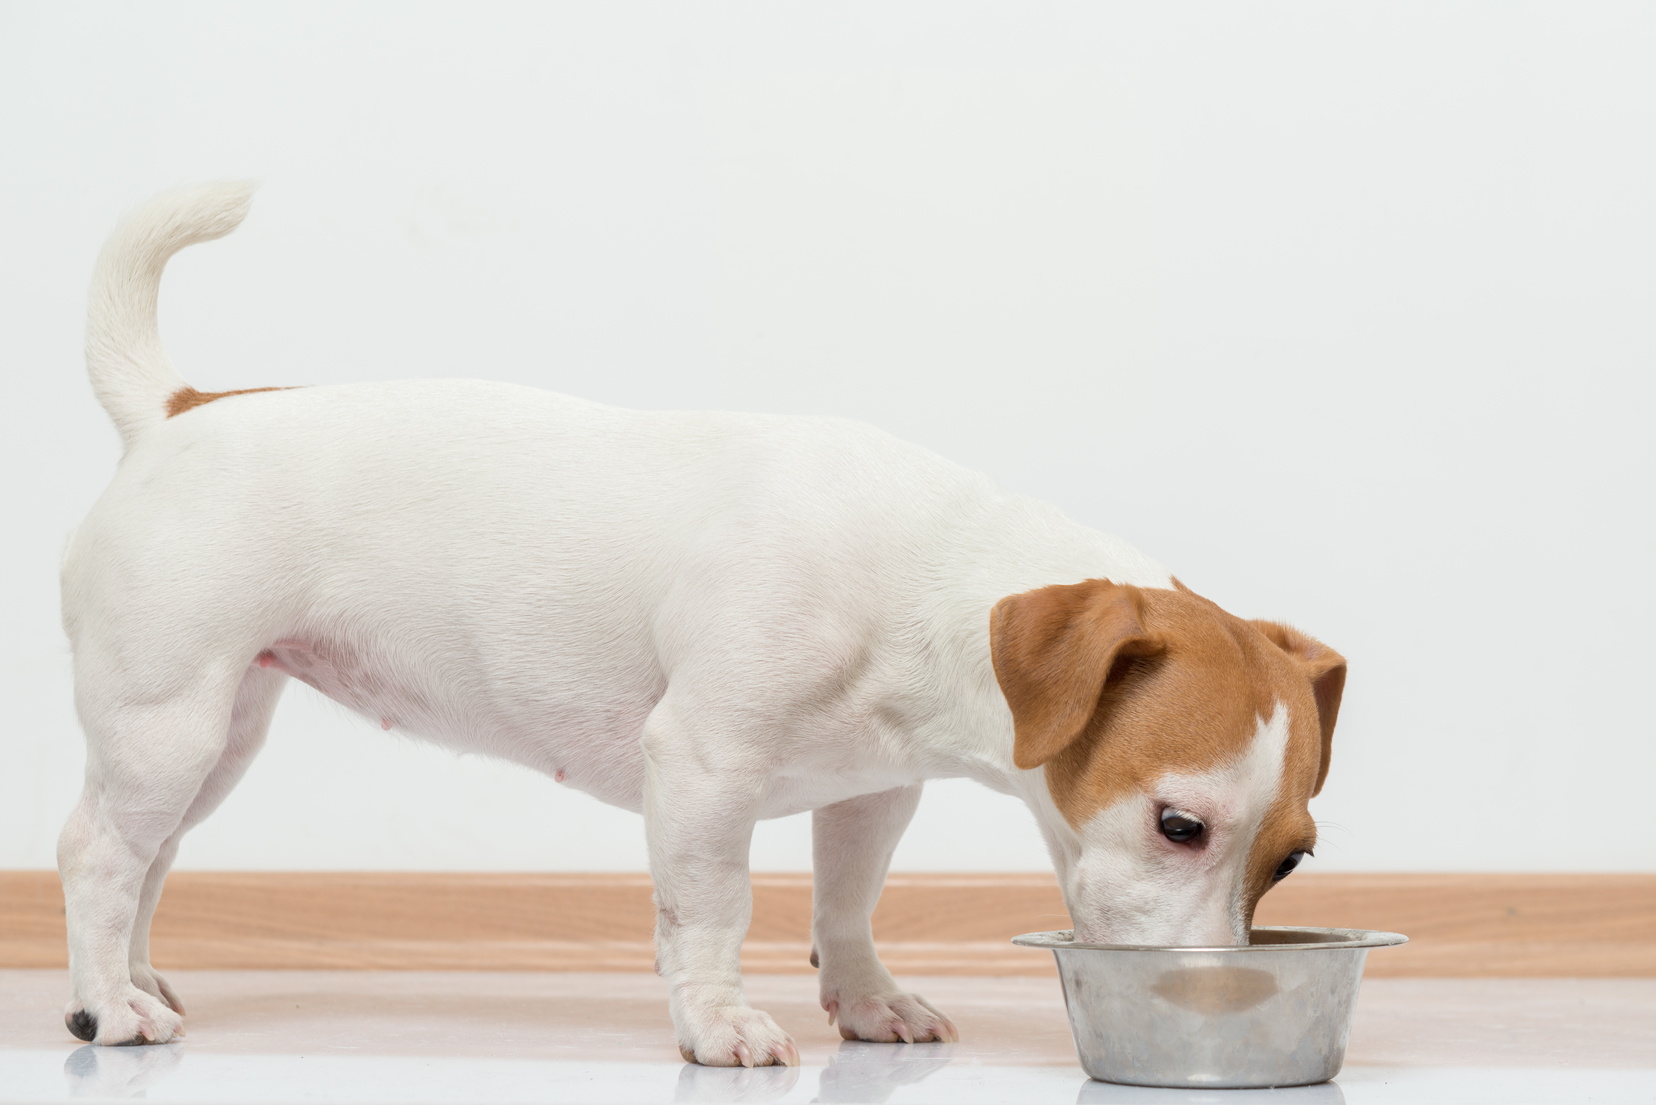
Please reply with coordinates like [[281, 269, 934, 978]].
[[0, 971, 1650, 1103]]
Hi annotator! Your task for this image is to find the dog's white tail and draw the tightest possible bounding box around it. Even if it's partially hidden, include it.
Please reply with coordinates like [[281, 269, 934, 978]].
[[85, 182, 256, 449]]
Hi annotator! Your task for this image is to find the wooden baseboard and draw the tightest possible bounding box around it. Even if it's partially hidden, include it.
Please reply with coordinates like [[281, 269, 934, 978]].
[[3, 871, 1652, 976]]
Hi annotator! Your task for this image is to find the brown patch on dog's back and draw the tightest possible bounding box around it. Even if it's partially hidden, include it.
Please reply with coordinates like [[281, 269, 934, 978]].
[[165, 385, 294, 418]]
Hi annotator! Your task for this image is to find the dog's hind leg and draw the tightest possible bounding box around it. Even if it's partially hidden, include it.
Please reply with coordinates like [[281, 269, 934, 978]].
[[57, 647, 253, 1046], [811, 785, 958, 1044], [125, 666, 287, 1017]]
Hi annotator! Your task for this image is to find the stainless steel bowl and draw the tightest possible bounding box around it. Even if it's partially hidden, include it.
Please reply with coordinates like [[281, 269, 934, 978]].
[[1012, 926, 1407, 1089]]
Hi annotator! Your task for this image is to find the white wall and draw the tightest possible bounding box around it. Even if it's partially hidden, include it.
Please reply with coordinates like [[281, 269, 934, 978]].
[[3, 2, 1653, 874]]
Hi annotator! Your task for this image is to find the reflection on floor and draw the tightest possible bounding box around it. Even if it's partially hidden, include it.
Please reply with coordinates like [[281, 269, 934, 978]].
[[1, 971, 1651, 1103]]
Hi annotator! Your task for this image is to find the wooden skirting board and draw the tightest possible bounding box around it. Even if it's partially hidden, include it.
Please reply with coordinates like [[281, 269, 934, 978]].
[[3, 871, 1652, 977]]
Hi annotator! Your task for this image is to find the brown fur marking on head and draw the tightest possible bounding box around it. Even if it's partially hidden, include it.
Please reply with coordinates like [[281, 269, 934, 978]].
[[1233, 618, 1347, 925], [989, 579, 1165, 772], [989, 579, 1346, 911], [165, 385, 295, 418], [1247, 620, 1346, 797]]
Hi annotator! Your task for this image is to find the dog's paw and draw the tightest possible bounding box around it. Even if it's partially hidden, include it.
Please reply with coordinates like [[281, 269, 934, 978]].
[[823, 990, 958, 1044], [65, 987, 185, 1046], [130, 964, 186, 1015], [676, 1004, 799, 1067]]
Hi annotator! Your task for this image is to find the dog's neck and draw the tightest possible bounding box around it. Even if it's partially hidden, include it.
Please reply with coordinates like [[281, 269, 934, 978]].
[[893, 496, 1176, 794]]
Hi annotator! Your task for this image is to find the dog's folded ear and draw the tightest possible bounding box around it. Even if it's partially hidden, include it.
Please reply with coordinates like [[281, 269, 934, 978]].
[[990, 579, 1165, 771], [1251, 621, 1347, 796]]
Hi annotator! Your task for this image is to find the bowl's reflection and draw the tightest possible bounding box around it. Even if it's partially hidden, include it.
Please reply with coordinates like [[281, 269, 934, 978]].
[[1077, 1076, 1346, 1104], [64, 1042, 184, 1099], [1149, 966, 1279, 1015]]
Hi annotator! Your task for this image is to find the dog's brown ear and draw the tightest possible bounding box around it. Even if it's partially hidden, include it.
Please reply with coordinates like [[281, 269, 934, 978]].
[[991, 579, 1165, 770], [1251, 621, 1347, 796]]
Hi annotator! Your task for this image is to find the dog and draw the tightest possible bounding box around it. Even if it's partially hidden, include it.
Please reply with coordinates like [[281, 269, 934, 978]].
[[57, 183, 1346, 1064]]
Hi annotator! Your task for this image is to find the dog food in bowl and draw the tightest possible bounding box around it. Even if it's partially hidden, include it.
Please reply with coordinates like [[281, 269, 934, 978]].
[[1012, 926, 1407, 1089]]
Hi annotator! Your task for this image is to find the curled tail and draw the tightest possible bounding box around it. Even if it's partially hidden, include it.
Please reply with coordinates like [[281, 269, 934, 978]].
[[85, 182, 256, 449]]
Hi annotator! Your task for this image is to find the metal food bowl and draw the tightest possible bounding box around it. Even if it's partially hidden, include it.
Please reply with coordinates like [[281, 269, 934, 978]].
[[1012, 926, 1407, 1090]]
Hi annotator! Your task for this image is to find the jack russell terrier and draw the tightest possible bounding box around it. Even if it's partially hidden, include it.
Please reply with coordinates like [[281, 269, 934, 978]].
[[57, 183, 1345, 1065]]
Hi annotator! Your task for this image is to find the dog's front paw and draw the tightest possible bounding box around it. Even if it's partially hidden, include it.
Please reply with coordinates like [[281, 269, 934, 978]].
[[65, 987, 185, 1046], [823, 990, 958, 1044], [676, 1004, 799, 1067], [130, 964, 186, 1015]]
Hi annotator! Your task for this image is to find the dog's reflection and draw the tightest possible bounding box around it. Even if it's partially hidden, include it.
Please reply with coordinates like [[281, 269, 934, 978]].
[[672, 1060, 800, 1103], [814, 1040, 954, 1104], [1077, 1076, 1346, 1104], [64, 1043, 184, 1098], [671, 1040, 954, 1104]]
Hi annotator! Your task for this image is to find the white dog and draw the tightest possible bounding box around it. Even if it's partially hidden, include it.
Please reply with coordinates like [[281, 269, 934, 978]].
[[58, 184, 1346, 1064]]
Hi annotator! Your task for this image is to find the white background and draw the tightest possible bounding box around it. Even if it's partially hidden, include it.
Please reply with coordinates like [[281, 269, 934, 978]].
[[3, 2, 1652, 874]]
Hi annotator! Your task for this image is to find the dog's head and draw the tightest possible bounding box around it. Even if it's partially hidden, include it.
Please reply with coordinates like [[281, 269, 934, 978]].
[[991, 578, 1345, 946]]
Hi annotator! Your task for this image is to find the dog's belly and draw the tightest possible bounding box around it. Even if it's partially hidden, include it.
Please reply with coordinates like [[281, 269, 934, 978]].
[[253, 631, 916, 819], [256, 636, 659, 812]]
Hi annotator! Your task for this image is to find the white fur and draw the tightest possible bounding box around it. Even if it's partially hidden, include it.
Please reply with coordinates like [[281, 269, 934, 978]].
[[57, 183, 1274, 1063], [1064, 702, 1294, 946], [84, 181, 255, 451]]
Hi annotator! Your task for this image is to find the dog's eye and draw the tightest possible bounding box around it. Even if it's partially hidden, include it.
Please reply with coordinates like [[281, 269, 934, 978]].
[[1159, 809, 1204, 843], [1273, 850, 1308, 882]]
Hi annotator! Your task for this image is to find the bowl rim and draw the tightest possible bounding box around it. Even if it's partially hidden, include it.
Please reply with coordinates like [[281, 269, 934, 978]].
[[1010, 924, 1409, 953]]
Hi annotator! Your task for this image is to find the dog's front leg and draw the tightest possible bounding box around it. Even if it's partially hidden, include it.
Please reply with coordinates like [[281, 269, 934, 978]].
[[643, 715, 799, 1068], [811, 786, 958, 1043]]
